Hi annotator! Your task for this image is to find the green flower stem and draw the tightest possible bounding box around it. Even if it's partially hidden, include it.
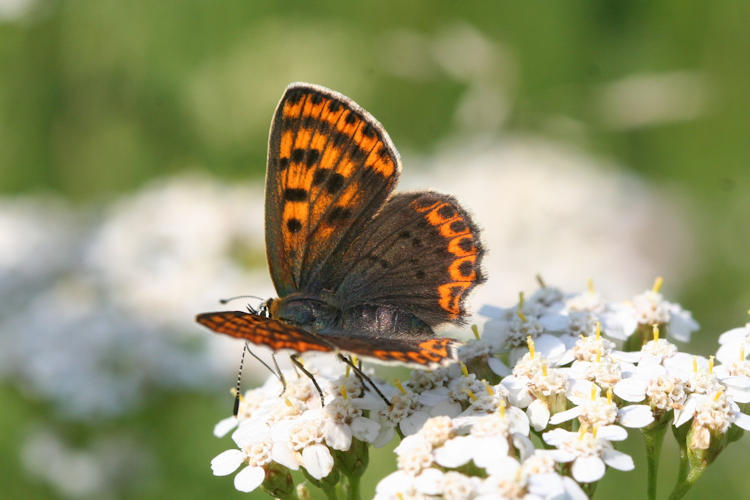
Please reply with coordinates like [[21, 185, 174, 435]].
[[334, 438, 368, 500], [303, 468, 340, 500], [672, 421, 690, 486], [581, 481, 598, 498], [669, 422, 726, 500], [675, 439, 689, 486], [344, 474, 361, 500], [642, 417, 669, 500], [667, 460, 707, 500]]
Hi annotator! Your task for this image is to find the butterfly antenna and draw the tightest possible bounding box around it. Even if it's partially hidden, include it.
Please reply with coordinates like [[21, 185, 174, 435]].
[[290, 354, 325, 407], [337, 354, 391, 406], [233, 342, 249, 416], [219, 294, 264, 305]]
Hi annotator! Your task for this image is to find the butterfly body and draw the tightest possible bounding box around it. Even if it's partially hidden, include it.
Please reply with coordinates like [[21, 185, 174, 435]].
[[269, 295, 434, 339], [197, 83, 485, 368]]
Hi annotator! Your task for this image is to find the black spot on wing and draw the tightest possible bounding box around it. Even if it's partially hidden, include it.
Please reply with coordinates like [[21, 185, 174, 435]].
[[313, 169, 330, 186], [438, 205, 456, 219], [327, 206, 352, 224], [362, 123, 376, 138], [326, 173, 345, 194], [291, 148, 305, 163], [458, 237, 474, 252], [283, 188, 308, 202], [306, 149, 321, 168], [450, 221, 467, 233], [286, 89, 304, 104]]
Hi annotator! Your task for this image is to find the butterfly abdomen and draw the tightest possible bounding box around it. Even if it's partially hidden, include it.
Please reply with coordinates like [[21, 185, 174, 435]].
[[338, 304, 434, 338]]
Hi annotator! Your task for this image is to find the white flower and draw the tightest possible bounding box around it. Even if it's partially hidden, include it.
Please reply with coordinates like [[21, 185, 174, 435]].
[[641, 338, 679, 365], [483, 314, 552, 364], [602, 289, 698, 343], [213, 416, 239, 438], [718, 324, 750, 346], [431, 412, 529, 474], [565, 289, 607, 314], [211, 425, 276, 493], [572, 328, 616, 362], [664, 353, 723, 395], [614, 361, 689, 418], [374, 470, 423, 500], [522, 453, 589, 500], [525, 367, 569, 430], [475, 458, 526, 499], [674, 390, 750, 447], [551, 380, 654, 429], [543, 427, 633, 483], [600, 302, 639, 341], [395, 435, 434, 476], [268, 410, 336, 479], [568, 354, 628, 390], [418, 416, 456, 447], [374, 388, 431, 446], [438, 471, 479, 499]]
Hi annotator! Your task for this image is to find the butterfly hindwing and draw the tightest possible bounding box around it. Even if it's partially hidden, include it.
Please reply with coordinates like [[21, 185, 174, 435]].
[[265, 83, 401, 296], [327, 191, 485, 327], [318, 330, 459, 367], [196, 311, 333, 353]]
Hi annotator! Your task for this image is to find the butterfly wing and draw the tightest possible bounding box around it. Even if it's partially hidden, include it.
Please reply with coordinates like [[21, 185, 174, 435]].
[[196, 311, 333, 354], [195, 311, 458, 367], [319, 329, 460, 367], [324, 191, 485, 327], [265, 83, 401, 296]]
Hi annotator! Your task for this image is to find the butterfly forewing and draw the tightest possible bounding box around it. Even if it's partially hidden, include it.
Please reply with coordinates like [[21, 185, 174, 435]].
[[196, 311, 333, 353], [196, 311, 457, 367], [265, 83, 401, 296]]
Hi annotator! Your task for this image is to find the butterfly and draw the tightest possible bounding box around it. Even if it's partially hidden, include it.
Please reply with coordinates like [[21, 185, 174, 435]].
[[196, 83, 485, 372]]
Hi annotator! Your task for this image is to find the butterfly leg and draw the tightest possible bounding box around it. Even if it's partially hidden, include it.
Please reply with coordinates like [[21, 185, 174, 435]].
[[337, 354, 392, 406], [346, 356, 367, 397], [243, 342, 285, 388], [290, 353, 325, 407], [271, 353, 287, 396]]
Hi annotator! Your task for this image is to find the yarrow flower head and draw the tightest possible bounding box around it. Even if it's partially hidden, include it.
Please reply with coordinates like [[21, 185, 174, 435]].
[[207, 278, 748, 499], [602, 277, 699, 344]]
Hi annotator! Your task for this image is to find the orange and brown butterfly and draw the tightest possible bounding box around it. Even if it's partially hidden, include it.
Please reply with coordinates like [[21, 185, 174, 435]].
[[196, 83, 485, 368]]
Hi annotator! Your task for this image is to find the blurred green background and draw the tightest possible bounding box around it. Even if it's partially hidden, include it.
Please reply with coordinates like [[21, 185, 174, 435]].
[[2, 1, 749, 498]]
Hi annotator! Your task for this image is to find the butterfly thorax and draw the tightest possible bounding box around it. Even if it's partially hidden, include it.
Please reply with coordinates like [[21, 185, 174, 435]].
[[268, 295, 338, 331]]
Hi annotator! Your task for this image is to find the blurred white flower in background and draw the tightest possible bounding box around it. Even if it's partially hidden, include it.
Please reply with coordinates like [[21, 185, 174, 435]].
[[0, 0, 36, 21], [0, 174, 273, 419], [596, 71, 712, 130], [21, 428, 151, 498]]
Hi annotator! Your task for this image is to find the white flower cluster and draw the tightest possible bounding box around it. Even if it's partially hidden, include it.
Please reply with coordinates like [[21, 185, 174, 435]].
[[210, 280, 750, 499], [0, 175, 268, 418], [211, 360, 384, 493]]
